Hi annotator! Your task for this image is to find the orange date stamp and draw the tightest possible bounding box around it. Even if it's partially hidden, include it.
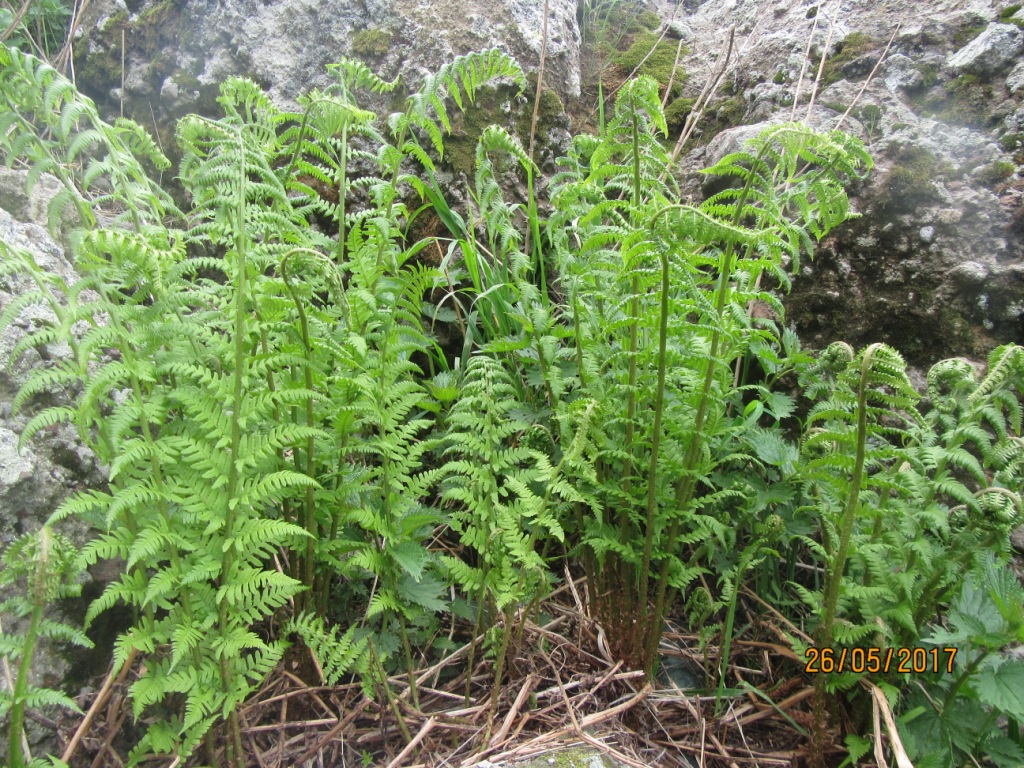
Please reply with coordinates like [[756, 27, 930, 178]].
[[804, 646, 958, 675]]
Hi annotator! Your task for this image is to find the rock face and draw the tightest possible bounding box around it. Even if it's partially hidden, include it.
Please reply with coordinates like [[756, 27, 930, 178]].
[[67, 0, 1024, 364], [73, 0, 581, 127], [947, 22, 1023, 76], [667, 0, 1024, 364], [0, 170, 106, 760], [0, 170, 104, 545]]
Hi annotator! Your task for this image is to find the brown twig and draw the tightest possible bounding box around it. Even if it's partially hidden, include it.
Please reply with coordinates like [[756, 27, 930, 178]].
[[61, 647, 138, 765], [834, 23, 902, 132], [487, 674, 536, 749], [386, 716, 437, 768], [664, 27, 736, 175]]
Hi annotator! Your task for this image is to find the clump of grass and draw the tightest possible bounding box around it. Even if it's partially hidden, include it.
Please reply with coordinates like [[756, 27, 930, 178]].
[[1000, 3, 1022, 21], [952, 21, 987, 48]]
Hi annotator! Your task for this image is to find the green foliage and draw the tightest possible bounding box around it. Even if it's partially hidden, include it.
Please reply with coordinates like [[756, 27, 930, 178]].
[[1001, 4, 1023, 21], [790, 342, 1024, 756], [901, 555, 1024, 767], [0, 42, 533, 761], [546, 79, 872, 674], [976, 159, 1016, 188], [0, 0, 71, 60], [286, 613, 369, 685], [0, 45, 176, 232], [0, 528, 91, 768], [2, 37, 1023, 768], [857, 103, 883, 136]]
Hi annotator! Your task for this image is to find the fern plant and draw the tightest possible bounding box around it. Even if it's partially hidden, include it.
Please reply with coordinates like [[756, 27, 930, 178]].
[[1, 60, 318, 765], [0, 527, 90, 768], [786, 339, 1024, 765], [0, 45, 176, 233], [437, 354, 587, 707], [542, 85, 872, 676]]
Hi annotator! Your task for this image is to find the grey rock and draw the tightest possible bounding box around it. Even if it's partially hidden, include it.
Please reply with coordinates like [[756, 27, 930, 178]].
[[843, 52, 880, 81], [75, 0, 582, 127], [1006, 59, 1024, 95], [947, 23, 1024, 78], [0, 173, 104, 545], [746, 81, 793, 122], [665, 20, 695, 43], [0, 167, 75, 236], [0, 203, 80, 395], [883, 54, 925, 92], [0, 426, 35, 539]]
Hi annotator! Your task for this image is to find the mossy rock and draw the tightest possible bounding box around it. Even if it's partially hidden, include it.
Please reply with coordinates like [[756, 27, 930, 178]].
[[633, 9, 662, 32], [351, 28, 392, 59], [611, 32, 687, 98], [999, 132, 1024, 162], [665, 97, 695, 131], [74, 0, 187, 102], [857, 103, 883, 134], [975, 159, 1016, 188], [818, 32, 877, 87], [444, 80, 564, 177], [939, 74, 994, 127], [917, 62, 941, 89], [710, 95, 747, 132], [911, 71, 994, 128], [952, 21, 987, 48], [879, 145, 942, 212]]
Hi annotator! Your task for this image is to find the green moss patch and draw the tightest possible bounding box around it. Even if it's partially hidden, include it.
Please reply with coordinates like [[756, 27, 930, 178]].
[[664, 97, 695, 131], [939, 74, 993, 127], [880, 145, 942, 212], [952, 22, 987, 48], [352, 28, 392, 59], [975, 159, 1016, 188], [910, 70, 995, 128], [1000, 4, 1024, 29], [443, 81, 564, 176], [611, 32, 687, 98], [633, 9, 662, 32], [819, 32, 877, 87]]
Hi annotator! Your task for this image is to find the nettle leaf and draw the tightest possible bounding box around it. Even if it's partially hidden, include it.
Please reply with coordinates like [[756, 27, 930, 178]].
[[399, 572, 447, 613], [982, 735, 1024, 768], [390, 540, 429, 581], [974, 659, 1024, 718], [747, 426, 799, 471]]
